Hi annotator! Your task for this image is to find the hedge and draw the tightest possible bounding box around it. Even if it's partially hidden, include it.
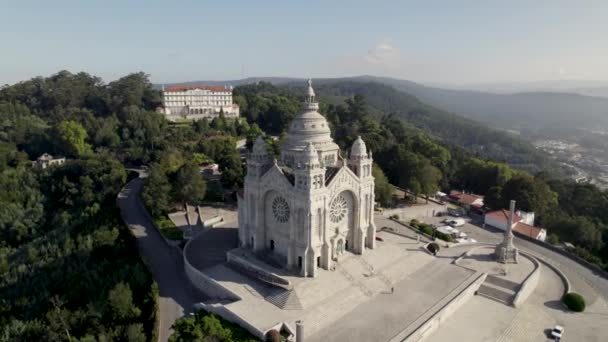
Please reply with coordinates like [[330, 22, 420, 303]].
[[434, 231, 453, 242]]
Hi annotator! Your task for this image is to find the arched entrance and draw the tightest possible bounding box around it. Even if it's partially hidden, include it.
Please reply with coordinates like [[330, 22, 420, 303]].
[[336, 239, 345, 255]]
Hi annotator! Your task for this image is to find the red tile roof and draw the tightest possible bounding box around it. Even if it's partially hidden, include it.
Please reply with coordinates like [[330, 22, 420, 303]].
[[486, 209, 523, 223], [164, 85, 231, 92], [514, 222, 544, 239], [449, 190, 484, 205]]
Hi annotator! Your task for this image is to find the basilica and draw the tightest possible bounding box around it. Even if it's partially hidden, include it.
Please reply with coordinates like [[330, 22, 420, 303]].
[[237, 80, 376, 277]]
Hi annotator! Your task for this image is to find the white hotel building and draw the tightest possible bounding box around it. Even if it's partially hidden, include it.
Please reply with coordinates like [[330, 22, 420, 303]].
[[160, 85, 240, 121]]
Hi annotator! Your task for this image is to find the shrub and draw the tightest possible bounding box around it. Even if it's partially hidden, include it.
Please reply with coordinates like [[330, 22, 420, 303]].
[[562, 292, 586, 312], [435, 231, 453, 242], [389, 214, 400, 220], [410, 219, 419, 227], [420, 224, 433, 236], [266, 329, 281, 342], [546, 234, 559, 245], [155, 217, 183, 241]]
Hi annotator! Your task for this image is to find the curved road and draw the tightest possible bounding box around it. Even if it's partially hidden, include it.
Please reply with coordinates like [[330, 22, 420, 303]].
[[117, 173, 205, 342]]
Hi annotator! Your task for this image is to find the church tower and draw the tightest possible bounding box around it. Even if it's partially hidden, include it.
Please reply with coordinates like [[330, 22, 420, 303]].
[[237, 79, 376, 278]]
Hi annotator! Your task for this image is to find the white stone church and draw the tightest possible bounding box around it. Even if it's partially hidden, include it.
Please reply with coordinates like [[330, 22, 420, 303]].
[[237, 80, 376, 277]]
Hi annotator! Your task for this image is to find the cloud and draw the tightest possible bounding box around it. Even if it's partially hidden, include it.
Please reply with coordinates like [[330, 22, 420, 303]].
[[363, 39, 400, 67]]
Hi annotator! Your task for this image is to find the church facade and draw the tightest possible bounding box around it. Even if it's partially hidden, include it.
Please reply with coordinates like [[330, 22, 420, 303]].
[[237, 80, 376, 277]]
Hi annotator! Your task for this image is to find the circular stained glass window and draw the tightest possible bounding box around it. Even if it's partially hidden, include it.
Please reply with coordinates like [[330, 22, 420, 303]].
[[329, 194, 348, 223], [272, 196, 290, 223]]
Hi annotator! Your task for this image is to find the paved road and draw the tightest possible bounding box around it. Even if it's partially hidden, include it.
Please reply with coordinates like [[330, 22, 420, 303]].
[[117, 173, 205, 342]]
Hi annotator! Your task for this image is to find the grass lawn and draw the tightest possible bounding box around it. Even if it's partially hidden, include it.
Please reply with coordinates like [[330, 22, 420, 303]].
[[155, 216, 183, 241]]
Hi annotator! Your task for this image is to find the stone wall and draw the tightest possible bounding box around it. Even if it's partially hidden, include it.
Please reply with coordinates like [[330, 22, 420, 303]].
[[183, 241, 241, 300], [512, 253, 541, 307], [400, 272, 487, 342]]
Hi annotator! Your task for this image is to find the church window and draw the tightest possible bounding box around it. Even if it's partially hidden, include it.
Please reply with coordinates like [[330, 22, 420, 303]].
[[329, 194, 348, 223], [272, 196, 290, 223]]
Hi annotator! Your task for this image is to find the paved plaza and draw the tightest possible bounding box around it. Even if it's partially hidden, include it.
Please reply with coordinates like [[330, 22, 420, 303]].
[[181, 201, 608, 341], [186, 217, 483, 340]]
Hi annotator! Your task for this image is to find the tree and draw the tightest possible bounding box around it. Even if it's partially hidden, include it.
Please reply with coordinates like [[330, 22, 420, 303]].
[[107, 282, 141, 321], [55, 120, 92, 156], [174, 163, 207, 205], [126, 323, 147, 342], [417, 159, 443, 201], [372, 164, 393, 207], [501, 174, 557, 216], [107, 72, 160, 113], [484, 186, 503, 210], [141, 165, 172, 217]]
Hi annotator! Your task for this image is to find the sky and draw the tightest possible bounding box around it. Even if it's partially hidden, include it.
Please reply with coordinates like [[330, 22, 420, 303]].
[[1, 0, 607, 86]]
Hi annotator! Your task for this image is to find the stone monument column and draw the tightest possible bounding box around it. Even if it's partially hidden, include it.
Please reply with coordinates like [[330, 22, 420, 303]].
[[495, 200, 519, 263]]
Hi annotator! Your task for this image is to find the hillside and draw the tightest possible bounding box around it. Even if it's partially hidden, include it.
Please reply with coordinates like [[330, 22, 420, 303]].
[[280, 80, 560, 174], [356, 75, 608, 133]]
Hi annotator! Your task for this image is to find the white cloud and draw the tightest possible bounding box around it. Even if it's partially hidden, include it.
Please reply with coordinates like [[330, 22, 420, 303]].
[[363, 39, 400, 67]]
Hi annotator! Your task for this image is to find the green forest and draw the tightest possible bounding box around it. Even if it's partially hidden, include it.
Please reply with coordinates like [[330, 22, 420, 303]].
[[0, 72, 165, 341], [1, 71, 608, 341]]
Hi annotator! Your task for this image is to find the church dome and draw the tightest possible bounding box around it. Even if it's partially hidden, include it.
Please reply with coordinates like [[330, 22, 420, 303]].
[[350, 136, 367, 158], [281, 80, 339, 168]]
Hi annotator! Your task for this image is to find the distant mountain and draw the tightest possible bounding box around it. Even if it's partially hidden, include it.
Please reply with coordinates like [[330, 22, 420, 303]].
[[281, 80, 559, 173], [355, 75, 608, 133], [444, 80, 608, 98], [163, 75, 608, 133], [154, 77, 298, 89]]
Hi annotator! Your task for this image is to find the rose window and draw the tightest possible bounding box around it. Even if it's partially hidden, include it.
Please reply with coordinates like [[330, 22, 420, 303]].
[[329, 194, 348, 223], [272, 196, 290, 223]]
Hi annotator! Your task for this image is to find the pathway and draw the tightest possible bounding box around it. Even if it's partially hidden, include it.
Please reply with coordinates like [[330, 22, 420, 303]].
[[117, 172, 205, 342]]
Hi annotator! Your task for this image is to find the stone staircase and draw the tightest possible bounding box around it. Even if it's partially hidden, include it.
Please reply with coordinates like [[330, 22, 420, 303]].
[[476, 275, 519, 305], [335, 263, 373, 297], [357, 257, 393, 289], [264, 288, 303, 310]]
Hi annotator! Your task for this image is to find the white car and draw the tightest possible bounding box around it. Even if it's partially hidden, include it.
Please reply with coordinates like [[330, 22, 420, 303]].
[[551, 325, 564, 339]]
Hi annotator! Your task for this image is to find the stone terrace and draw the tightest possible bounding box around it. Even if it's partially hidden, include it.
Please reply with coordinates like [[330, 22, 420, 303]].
[[187, 228, 478, 339]]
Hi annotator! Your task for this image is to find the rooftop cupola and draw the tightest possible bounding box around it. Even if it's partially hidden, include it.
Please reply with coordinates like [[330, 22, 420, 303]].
[[251, 136, 270, 161], [302, 142, 319, 166], [350, 136, 368, 159], [304, 79, 319, 111]]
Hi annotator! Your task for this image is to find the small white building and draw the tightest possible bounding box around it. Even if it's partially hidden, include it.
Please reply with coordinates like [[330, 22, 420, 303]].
[[159, 84, 240, 121], [33, 153, 66, 169], [484, 209, 546, 241]]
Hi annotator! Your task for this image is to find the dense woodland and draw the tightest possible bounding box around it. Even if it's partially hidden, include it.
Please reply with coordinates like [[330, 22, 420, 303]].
[[1, 71, 608, 341], [0, 72, 164, 341]]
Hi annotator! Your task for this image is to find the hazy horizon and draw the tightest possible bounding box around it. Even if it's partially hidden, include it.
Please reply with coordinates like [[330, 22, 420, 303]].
[[2, 1, 607, 86]]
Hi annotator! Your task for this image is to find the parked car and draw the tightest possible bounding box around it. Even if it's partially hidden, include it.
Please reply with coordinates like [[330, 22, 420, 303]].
[[443, 217, 465, 227], [551, 325, 564, 340], [375, 236, 384, 242]]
